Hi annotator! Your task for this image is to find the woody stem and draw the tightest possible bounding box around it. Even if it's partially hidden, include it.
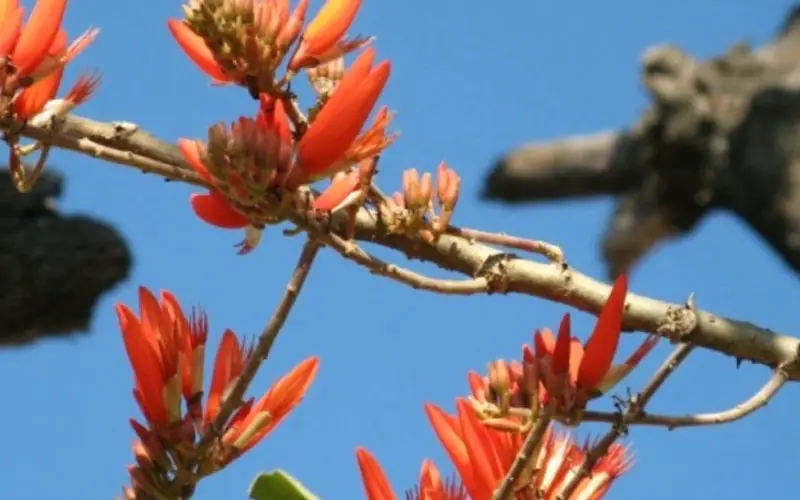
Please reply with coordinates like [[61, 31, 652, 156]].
[[194, 239, 322, 463], [555, 342, 695, 499], [493, 404, 556, 500]]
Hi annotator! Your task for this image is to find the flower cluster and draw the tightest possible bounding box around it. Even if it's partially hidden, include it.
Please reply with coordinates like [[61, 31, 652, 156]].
[[170, 0, 465, 254], [0, 0, 100, 191], [102, 1, 659, 498], [376, 162, 462, 243], [116, 288, 318, 498], [357, 400, 631, 500], [468, 275, 659, 424]]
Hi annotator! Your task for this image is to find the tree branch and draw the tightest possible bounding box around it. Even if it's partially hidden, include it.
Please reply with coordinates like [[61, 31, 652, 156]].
[[582, 367, 788, 429], [481, 131, 642, 203], [7, 112, 800, 380], [195, 239, 321, 463], [556, 341, 697, 499]]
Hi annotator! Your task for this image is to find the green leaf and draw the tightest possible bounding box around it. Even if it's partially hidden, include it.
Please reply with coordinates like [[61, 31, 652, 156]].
[[248, 469, 321, 500]]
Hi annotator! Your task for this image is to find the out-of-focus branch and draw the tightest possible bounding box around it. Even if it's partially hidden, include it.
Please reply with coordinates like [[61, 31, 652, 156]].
[[0, 169, 132, 346], [7, 112, 800, 380], [482, 131, 642, 202], [481, 7, 800, 280]]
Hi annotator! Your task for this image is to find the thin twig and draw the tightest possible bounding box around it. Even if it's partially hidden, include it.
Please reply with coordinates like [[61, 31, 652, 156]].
[[556, 342, 695, 499], [194, 239, 321, 461], [492, 405, 555, 500], [587, 367, 788, 429], [447, 226, 564, 263]]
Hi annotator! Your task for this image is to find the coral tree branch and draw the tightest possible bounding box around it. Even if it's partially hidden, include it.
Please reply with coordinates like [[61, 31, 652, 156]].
[[8, 113, 800, 380], [195, 239, 321, 458]]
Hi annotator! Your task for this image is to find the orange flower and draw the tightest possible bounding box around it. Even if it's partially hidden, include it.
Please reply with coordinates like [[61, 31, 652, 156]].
[[169, 0, 309, 85], [289, 47, 391, 187], [219, 355, 319, 463], [531, 275, 658, 414], [178, 94, 294, 227], [116, 287, 203, 430], [167, 18, 239, 85], [116, 287, 320, 465], [0, 0, 97, 80], [426, 400, 632, 499], [355, 447, 467, 500], [288, 0, 370, 71]]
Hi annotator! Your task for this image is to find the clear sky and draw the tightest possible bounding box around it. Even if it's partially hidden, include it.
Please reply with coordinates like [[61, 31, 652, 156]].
[[2, 1, 799, 498]]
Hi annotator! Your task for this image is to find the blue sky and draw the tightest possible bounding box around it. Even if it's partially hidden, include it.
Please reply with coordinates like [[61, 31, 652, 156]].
[[1, 0, 799, 498]]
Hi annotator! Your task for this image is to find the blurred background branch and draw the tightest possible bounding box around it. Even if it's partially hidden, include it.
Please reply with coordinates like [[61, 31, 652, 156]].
[[0, 169, 132, 347], [483, 5, 800, 280]]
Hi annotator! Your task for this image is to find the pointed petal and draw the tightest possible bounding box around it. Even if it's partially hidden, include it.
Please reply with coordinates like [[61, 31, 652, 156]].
[[454, 399, 503, 497], [552, 314, 571, 375], [12, 0, 66, 75], [204, 330, 242, 424], [167, 19, 231, 82], [13, 65, 62, 118], [297, 0, 361, 59], [295, 48, 390, 182], [595, 334, 659, 395], [137, 287, 163, 352], [190, 192, 248, 229], [116, 303, 167, 426], [177, 138, 212, 181], [577, 275, 629, 391], [424, 403, 484, 499], [418, 460, 442, 493], [0, 5, 23, 57], [534, 328, 556, 358], [311, 169, 361, 212], [238, 357, 320, 451], [467, 371, 485, 400], [355, 447, 396, 500]]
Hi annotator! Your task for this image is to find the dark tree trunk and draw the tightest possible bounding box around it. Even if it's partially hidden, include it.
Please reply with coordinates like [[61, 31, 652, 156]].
[[482, 6, 800, 280]]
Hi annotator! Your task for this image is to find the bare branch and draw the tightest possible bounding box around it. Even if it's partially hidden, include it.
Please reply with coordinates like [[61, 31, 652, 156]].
[[5, 112, 800, 379], [582, 367, 788, 429]]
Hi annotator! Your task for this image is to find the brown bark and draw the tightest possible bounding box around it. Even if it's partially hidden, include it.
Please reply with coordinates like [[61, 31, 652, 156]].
[[482, 6, 800, 280]]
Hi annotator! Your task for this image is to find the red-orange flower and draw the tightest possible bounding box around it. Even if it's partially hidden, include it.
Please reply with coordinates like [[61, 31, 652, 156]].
[[179, 94, 294, 227], [468, 276, 657, 419], [356, 447, 467, 500], [288, 0, 370, 71], [426, 400, 632, 499], [116, 287, 320, 466], [530, 275, 658, 414], [167, 18, 237, 85], [169, 0, 309, 85], [0, 0, 96, 80], [288, 47, 392, 187], [116, 287, 200, 430], [213, 339, 319, 463]]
